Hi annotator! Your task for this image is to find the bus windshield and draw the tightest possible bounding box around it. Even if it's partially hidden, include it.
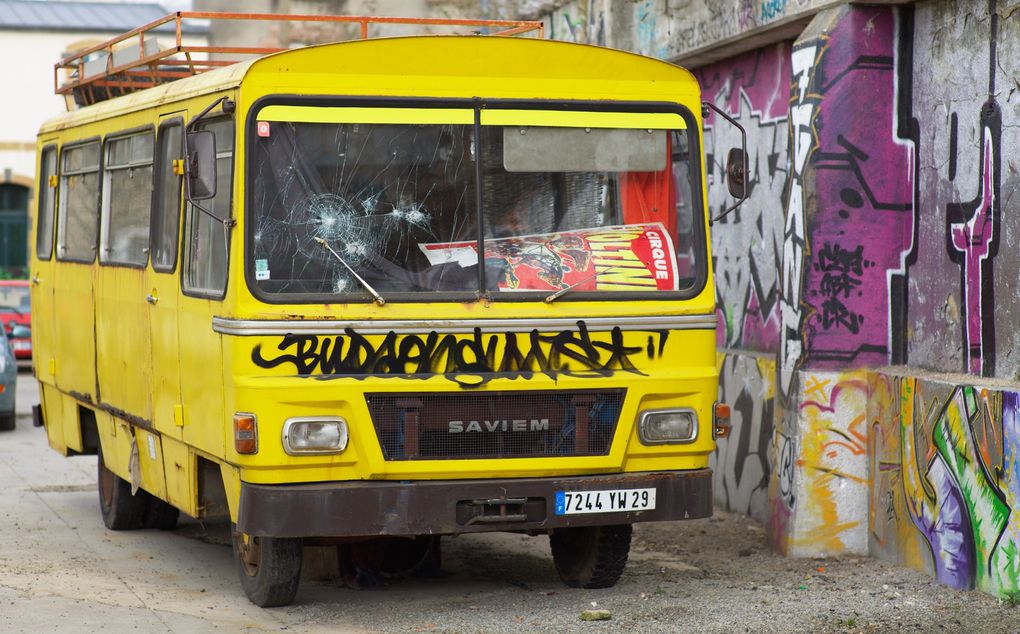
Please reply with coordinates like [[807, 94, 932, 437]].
[[248, 105, 704, 301]]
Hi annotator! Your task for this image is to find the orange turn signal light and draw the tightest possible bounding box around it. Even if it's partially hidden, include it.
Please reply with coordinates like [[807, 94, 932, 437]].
[[234, 413, 258, 454], [713, 402, 731, 439]]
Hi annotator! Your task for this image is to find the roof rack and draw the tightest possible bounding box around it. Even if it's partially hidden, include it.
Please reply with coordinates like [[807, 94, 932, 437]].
[[55, 11, 545, 107]]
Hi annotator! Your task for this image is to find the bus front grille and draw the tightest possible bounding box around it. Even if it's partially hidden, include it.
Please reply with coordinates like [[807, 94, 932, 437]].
[[365, 389, 625, 461]]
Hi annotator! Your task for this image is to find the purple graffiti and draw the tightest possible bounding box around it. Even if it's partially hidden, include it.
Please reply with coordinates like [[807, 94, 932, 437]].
[[910, 457, 975, 590], [948, 127, 995, 376], [803, 8, 915, 368]]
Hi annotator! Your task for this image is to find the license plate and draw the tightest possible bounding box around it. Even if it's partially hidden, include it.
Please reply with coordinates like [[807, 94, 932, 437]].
[[555, 488, 656, 515], [12, 341, 29, 350]]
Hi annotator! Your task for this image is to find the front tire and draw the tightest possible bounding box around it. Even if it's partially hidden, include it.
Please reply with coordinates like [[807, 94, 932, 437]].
[[549, 524, 632, 589], [0, 413, 14, 431], [232, 527, 303, 607], [97, 445, 147, 530]]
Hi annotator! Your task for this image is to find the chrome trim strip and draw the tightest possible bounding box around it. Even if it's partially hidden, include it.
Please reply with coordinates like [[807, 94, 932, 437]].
[[212, 314, 717, 336]]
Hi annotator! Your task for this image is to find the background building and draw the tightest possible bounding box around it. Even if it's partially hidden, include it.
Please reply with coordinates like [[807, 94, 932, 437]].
[[0, 0, 204, 275]]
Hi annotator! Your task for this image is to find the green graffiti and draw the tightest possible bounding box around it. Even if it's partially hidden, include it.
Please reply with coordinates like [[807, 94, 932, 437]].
[[933, 386, 1009, 593]]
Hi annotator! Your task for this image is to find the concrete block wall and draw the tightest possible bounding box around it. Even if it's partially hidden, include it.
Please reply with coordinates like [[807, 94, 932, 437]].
[[869, 371, 1020, 596]]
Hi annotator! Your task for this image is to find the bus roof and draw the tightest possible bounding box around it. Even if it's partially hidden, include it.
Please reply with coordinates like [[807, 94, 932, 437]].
[[40, 36, 699, 136]]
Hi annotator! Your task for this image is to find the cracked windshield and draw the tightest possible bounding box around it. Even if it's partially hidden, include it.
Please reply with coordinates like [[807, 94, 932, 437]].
[[249, 107, 702, 300]]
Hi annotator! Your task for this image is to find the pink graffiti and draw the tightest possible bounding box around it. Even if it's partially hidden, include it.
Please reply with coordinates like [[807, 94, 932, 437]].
[[697, 43, 790, 123], [948, 127, 995, 375]]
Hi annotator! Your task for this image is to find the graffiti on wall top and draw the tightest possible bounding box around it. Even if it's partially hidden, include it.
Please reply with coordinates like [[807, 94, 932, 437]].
[[539, 0, 843, 62]]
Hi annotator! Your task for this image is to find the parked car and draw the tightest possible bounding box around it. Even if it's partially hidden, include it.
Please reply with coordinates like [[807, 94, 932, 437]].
[[0, 326, 17, 431], [0, 280, 31, 359]]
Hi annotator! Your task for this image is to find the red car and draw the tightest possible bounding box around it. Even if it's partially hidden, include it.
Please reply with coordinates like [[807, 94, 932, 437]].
[[0, 280, 31, 359]]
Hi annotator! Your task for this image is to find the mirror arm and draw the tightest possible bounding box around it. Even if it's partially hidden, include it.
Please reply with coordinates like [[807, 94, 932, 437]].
[[192, 198, 236, 229], [186, 96, 234, 133], [702, 101, 748, 226]]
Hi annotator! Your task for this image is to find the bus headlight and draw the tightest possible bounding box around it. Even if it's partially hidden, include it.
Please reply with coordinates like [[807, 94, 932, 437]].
[[638, 409, 698, 445], [282, 417, 349, 455]]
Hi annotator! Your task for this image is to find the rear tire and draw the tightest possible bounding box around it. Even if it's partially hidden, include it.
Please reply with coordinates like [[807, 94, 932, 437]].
[[97, 445, 147, 530], [0, 413, 14, 431], [549, 524, 632, 589], [232, 526, 303, 607]]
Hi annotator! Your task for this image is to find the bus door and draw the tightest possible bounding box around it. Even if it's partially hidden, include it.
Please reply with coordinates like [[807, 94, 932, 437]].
[[52, 139, 101, 407], [147, 114, 187, 440], [177, 116, 234, 458], [95, 128, 156, 425], [31, 143, 63, 446]]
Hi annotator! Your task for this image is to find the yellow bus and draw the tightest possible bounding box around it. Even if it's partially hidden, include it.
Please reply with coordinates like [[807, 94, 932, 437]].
[[32, 13, 741, 606]]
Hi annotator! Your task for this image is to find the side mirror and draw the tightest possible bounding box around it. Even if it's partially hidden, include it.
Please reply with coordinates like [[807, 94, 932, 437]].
[[9, 325, 29, 339], [702, 101, 749, 225], [726, 148, 748, 199], [186, 130, 217, 201]]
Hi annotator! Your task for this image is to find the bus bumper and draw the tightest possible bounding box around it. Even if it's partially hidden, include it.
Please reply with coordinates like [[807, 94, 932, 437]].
[[237, 469, 712, 538]]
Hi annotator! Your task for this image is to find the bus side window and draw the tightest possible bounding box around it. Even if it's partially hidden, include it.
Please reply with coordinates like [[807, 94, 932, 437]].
[[56, 141, 101, 263], [183, 118, 233, 297], [151, 120, 183, 272], [36, 145, 58, 260], [100, 130, 154, 266]]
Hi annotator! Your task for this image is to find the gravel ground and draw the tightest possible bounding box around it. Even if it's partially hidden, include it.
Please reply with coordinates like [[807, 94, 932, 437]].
[[271, 512, 1018, 634]]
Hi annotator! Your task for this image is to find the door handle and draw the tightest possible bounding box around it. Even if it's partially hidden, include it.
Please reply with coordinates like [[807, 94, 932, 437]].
[[146, 294, 158, 305], [31, 274, 41, 285]]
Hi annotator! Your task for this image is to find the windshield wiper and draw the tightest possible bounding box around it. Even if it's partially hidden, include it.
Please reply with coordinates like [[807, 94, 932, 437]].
[[545, 268, 613, 303], [313, 237, 386, 305]]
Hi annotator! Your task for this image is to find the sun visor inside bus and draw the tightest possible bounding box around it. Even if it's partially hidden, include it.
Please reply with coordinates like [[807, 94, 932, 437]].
[[502, 127, 667, 173], [484, 109, 682, 174]]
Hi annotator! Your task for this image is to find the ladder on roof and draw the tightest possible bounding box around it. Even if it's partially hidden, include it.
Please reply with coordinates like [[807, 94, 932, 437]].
[[55, 11, 545, 108]]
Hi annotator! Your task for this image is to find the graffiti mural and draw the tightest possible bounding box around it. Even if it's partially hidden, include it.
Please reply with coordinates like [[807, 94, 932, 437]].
[[782, 370, 869, 556], [545, 0, 607, 46], [801, 7, 915, 369], [869, 373, 1020, 598], [770, 31, 818, 554], [695, 44, 789, 352], [710, 353, 775, 523]]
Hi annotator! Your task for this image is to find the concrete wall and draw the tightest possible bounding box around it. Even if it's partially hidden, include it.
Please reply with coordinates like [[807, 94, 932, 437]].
[[522, 0, 1020, 600], [865, 0, 1020, 598]]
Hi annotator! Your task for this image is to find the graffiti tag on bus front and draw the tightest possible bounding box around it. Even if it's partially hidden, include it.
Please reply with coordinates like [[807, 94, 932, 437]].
[[250, 324, 668, 387]]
